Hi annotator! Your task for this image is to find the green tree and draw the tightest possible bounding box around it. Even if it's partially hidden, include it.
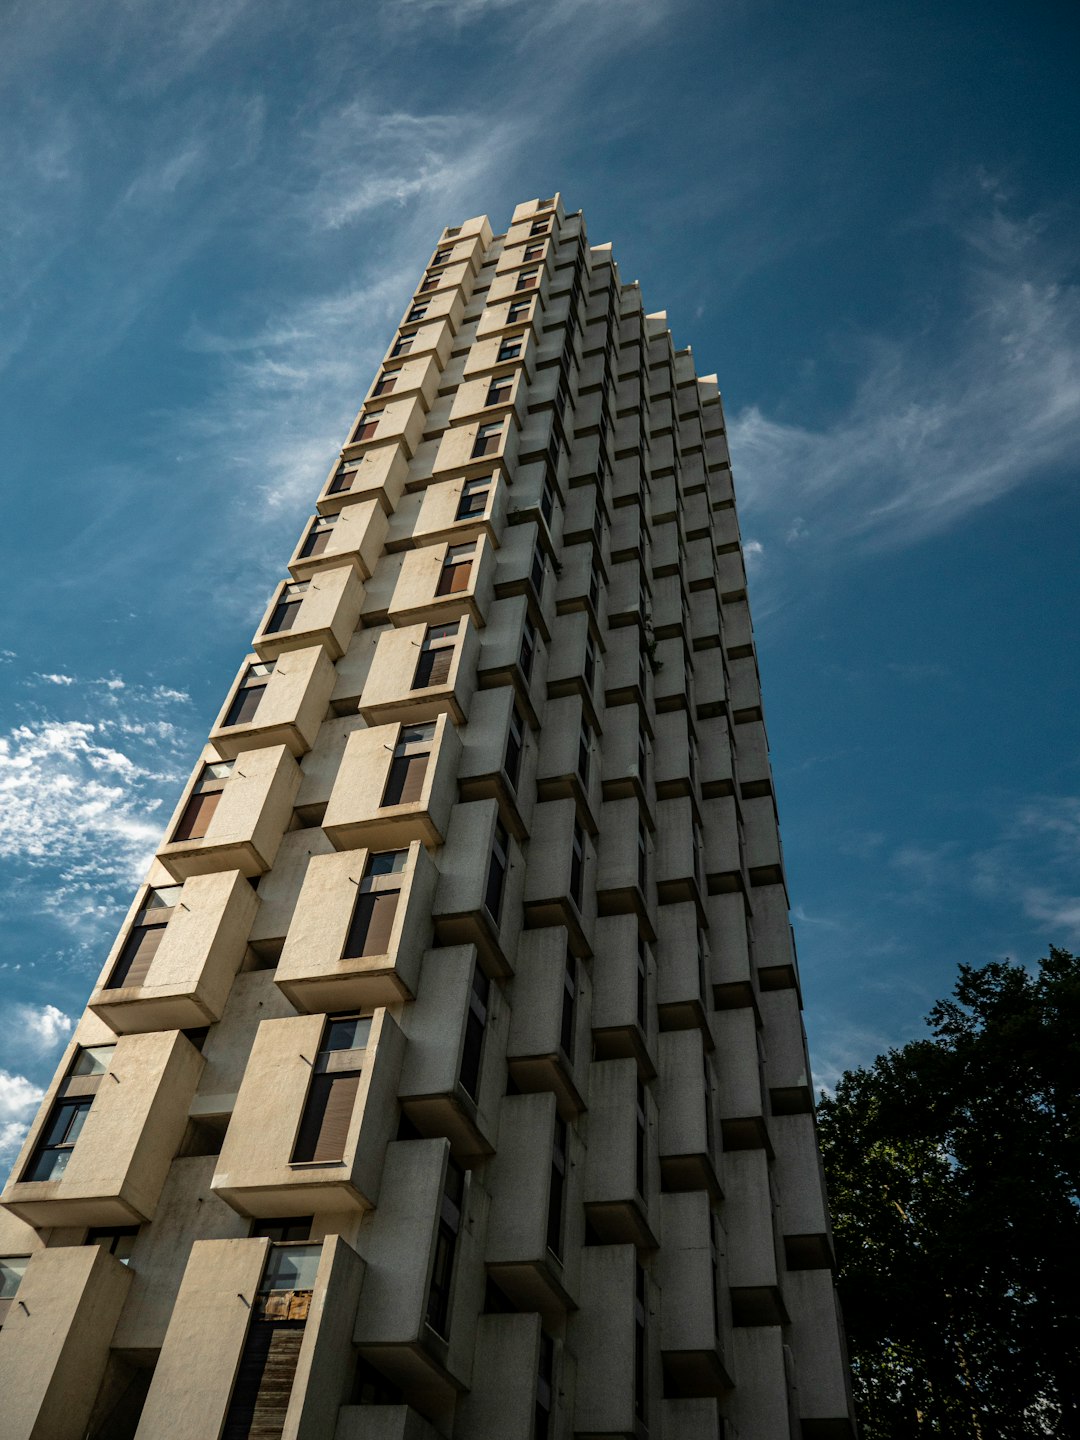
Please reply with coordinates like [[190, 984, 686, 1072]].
[[818, 947, 1080, 1438]]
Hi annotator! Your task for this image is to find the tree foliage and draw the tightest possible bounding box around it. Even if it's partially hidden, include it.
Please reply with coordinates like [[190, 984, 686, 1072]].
[[817, 947, 1080, 1438]]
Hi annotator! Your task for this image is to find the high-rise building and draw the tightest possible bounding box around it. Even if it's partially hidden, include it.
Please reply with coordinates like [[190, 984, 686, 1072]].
[[0, 196, 854, 1440]]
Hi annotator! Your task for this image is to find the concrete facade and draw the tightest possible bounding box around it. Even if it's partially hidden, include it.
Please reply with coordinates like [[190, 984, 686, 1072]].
[[0, 196, 854, 1439]]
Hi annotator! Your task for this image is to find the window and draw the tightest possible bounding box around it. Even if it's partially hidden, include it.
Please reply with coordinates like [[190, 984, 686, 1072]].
[[382, 724, 434, 806], [223, 660, 274, 728], [432, 248, 451, 267], [0, 1255, 29, 1327], [436, 542, 476, 596], [635, 1080, 647, 1199], [497, 337, 522, 363], [583, 631, 596, 692], [390, 336, 413, 359], [455, 475, 490, 520], [418, 274, 439, 293], [560, 952, 577, 1062], [471, 420, 504, 459], [485, 377, 512, 407], [259, 1241, 321, 1293], [251, 1217, 312, 1242], [343, 849, 408, 959], [529, 218, 550, 237], [637, 719, 648, 785], [351, 411, 383, 444], [507, 299, 530, 323], [577, 717, 591, 786], [265, 580, 309, 635], [458, 962, 490, 1101], [484, 819, 510, 922], [638, 818, 648, 894], [372, 373, 397, 396], [570, 821, 585, 910], [504, 702, 525, 790], [636, 935, 648, 1029], [519, 615, 537, 683], [406, 305, 428, 324], [540, 471, 555, 526], [86, 1226, 139, 1264], [523, 243, 544, 262], [515, 270, 539, 292], [329, 457, 361, 494], [299, 513, 338, 559], [426, 1157, 465, 1339], [291, 1016, 371, 1165], [24, 1046, 114, 1182], [107, 884, 183, 989], [589, 554, 601, 611], [546, 1118, 567, 1261], [634, 1261, 647, 1422], [172, 760, 234, 842], [530, 539, 546, 597], [412, 621, 459, 690]]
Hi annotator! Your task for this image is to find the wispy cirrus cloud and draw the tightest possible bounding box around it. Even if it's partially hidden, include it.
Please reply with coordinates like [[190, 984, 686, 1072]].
[[0, 1069, 43, 1180], [731, 181, 1080, 567]]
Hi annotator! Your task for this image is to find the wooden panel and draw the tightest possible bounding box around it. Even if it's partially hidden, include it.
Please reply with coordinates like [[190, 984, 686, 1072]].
[[221, 1320, 305, 1440], [291, 1072, 360, 1164], [414, 645, 453, 689], [107, 922, 166, 989], [225, 684, 267, 727], [342, 889, 400, 958], [173, 788, 221, 842], [382, 752, 428, 807]]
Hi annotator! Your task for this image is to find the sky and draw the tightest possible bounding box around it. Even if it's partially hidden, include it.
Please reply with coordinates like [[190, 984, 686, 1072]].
[[1, 0, 1078, 1169]]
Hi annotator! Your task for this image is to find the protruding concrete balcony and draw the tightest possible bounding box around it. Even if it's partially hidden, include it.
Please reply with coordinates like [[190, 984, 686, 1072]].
[[385, 469, 509, 552], [275, 844, 438, 1012], [318, 441, 410, 517], [505, 928, 589, 1118], [432, 799, 525, 979], [156, 743, 300, 881], [2, 1031, 204, 1227], [88, 869, 258, 1033], [385, 533, 497, 630], [397, 943, 504, 1161], [288, 497, 390, 582], [546, 609, 605, 729], [322, 714, 461, 852], [0, 1244, 132, 1440], [209, 645, 336, 759], [724, 1148, 790, 1327], [591, 915, 658, 1079], [604, 624, 655, 713], [457, 685, 538, 841], [596, 796, 655, 938], [476, 594, 550, 728], [523, 797, 597, 958], [657, 1030, 722, 1199], [253, 565, 364, 662], [658, 1192, 733, 1398], [358, 618, 480, 728], [582, 1058, 658, 1248], [655, 901, 710, 1034], [353, 1138, 477, 1408], [535, 694, 602, 833], [453, 1314, 565, 1440], [341, 392, 428, 464], [570, 1244, 657, 1439], [484, 1093, 579, 1322], [711, 1006, 772, 1154], [134, 1234, 366, 1440], [211, 1010, 405, 1217]]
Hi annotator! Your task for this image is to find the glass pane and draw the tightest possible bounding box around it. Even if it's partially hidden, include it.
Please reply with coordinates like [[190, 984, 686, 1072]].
[[367, 850, 407, 877], [147, 885, 184, 910], [324, 1016, 372, 1052], [0, 1257, 28, 1300], [260, 1242, 322, 1292], [71, 1047, 114, 1077], [62, 1101, 92, 1146]]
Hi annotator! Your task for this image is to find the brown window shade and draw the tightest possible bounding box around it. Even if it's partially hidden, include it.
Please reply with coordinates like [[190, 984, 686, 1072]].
[[265, 599, 302, 635], [108, 923, 166, 989], [413, 646, 453, 690], [173, 788, 221, 842], [342, 889, 400, 958], [436, 562, 473, 596], [299, 528, 331, 558], [292, 1072, 360, 1164], [221, 1320, 305, 1440], [382, 752, 428, 807], [224, 684, 266, 727]]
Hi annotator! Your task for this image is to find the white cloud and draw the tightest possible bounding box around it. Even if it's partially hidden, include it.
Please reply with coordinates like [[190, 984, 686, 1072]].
[[730, 185, 1080, 556], [16, 1004, 74, 1052], [36, 672, 75, 686], [0, 1070, 44, 1178], [742, 538, 765, 574]]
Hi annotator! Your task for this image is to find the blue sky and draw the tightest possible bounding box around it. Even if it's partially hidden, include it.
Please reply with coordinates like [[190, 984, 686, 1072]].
[[2, 0, 1078, 1164]]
